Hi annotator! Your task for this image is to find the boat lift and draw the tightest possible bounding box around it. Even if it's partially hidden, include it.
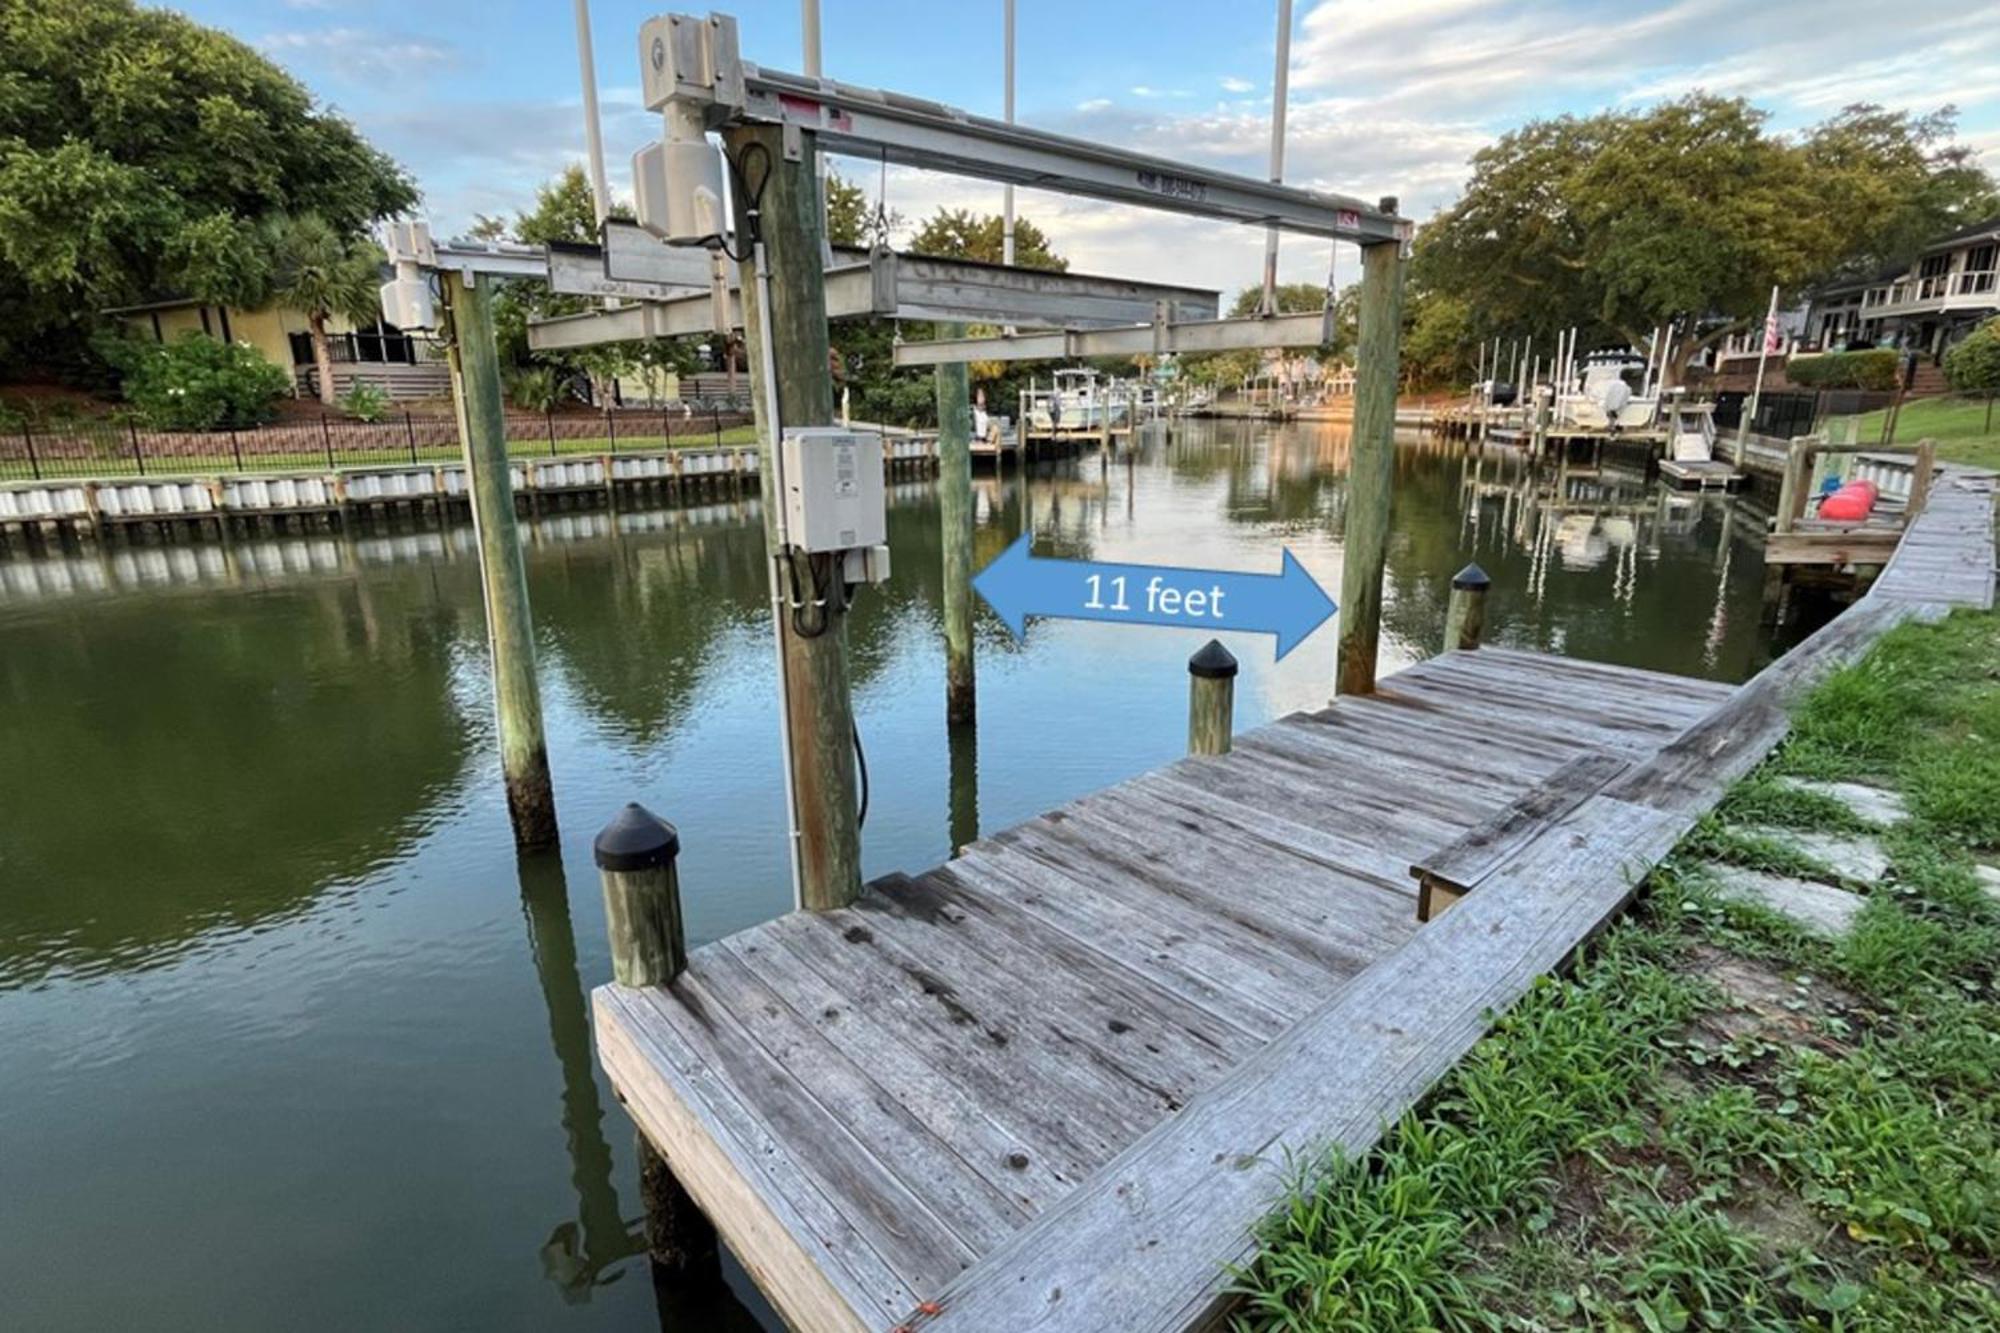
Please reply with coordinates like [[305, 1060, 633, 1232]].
[[522, 12, 1409, 359]]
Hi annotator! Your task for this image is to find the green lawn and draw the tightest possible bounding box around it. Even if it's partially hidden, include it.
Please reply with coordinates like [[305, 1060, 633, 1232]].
[[1236, 610, 2000, 1331], [1827, 395, 2000, 471], [5, 426, 763, 483]]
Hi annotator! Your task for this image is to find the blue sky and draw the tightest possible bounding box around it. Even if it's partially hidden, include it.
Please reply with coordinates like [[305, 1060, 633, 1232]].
[[190, 0, 2000, 301]]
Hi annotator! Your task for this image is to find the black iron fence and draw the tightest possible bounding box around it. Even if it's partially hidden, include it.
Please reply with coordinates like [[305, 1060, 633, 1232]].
[[1709, 389, 1896, 439], [0, 405, 755, 484]]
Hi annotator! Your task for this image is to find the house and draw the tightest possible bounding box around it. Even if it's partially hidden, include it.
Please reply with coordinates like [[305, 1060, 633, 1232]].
[[104, 294, 451, 402], [1803, 215, 2000, 360]]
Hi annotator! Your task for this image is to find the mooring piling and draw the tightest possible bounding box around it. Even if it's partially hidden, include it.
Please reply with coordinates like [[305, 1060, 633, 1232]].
[[1336, 197, 1407, 697], [444, 268, 557, 848], [593, 802, 686, 987], [1444, 563, 1490, 652], [935, 329, 977, 726], [1187, 639, 1238, 756], [593, 802, 716, 1277], [726, 121, 863, 912]]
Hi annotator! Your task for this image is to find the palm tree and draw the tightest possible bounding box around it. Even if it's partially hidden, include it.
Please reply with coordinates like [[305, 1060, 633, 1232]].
[[268, 216, 383, 407]]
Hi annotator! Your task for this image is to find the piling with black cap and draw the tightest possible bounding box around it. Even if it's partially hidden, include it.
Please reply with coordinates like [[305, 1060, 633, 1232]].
[[1187, 639, 1238, 757], [1444, 563, 1490, 652], [593, 803, 685, 988]]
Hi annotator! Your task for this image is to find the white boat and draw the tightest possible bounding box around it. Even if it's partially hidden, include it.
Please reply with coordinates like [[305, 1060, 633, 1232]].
[[1555, 350, 1659, 432], [1027, 368, 1127, 433]]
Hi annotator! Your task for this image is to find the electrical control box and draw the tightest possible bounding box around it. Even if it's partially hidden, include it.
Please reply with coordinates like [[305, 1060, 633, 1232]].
[[780, 428, 885, 554]]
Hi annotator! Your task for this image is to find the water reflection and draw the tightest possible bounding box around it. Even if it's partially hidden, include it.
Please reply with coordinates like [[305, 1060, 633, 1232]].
[[0, 419, 1800, 1333]]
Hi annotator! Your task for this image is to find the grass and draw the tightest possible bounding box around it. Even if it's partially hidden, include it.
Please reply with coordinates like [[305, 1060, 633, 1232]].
[[1235, 609, 2000, 1332], [1826, 396, 2000, 472], [1, 426, 763, 484]]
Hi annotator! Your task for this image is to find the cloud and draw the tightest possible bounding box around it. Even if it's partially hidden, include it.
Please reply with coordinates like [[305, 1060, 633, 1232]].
[[1129, 85, 1191, 99], [1076, 97, 1112, 113], [1220, 76, 1255, 94], [257, 27, 460, 85]]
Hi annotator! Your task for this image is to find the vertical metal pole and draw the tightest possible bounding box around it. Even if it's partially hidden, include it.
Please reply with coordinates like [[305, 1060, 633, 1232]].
[[229, 426, 243, 471], [572, 0, 611, 229], [546, 406, 558, 457], [599, 404, 610, 457], [321, 412, 336, 469], [1735, 284, 1780, 465], [1337, 202, 1405, 697], [444, 269, 558, 849], [129, 418, 145, 477], [996, 2, 1016, 267], [405, 409, 419, 464], [1258, 0, 1293, 316], [22, 424, 39, 481], [936, 327, 976, 725]]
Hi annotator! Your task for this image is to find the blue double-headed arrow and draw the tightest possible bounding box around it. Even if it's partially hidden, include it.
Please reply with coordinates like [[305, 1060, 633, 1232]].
[[971, 533, 1338, 660]]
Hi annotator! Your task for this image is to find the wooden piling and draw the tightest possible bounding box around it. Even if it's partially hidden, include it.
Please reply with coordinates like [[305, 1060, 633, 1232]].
[[935, 328, 977, 726], [593, 802, 686, 987], [444, 268, 557, 849], [725, 122, 863, 911], [593, 803, 717, 1277], [1187, 639, 1237, 756], [1443, 563, 1489, 652], [1336, 202, 1407, 697]]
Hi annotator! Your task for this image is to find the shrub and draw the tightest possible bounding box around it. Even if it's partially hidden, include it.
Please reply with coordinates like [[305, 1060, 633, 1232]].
[[506, 364, 562, 412], [339, 380, 391, 422], [1942, 318, 2000, 399], [108, 332, 290, 430], [1786, 348, 1901, 391]]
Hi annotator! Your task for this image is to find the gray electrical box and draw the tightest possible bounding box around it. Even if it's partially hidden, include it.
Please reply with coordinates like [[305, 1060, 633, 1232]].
[[779, 428, 886, 554]]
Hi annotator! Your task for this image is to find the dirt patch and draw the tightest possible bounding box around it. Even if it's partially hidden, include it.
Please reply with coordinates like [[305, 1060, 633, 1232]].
[[1683, 945, 1861, 1056]]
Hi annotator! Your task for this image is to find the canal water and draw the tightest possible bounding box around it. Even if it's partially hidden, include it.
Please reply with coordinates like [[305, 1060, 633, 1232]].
[[0, 422, 1786, 1331]]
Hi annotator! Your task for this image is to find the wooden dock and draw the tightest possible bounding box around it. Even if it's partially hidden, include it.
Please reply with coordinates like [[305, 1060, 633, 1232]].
[[597, 465, 1993, 1333]]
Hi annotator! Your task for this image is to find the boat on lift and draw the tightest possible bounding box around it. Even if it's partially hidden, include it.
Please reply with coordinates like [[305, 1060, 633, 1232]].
[[1556, 350, 1659, 433], [1027, 367, 1126, 433]]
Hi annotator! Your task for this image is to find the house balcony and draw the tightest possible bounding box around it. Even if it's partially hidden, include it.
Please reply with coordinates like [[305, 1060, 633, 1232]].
[[1862, 269, 1999, 317]]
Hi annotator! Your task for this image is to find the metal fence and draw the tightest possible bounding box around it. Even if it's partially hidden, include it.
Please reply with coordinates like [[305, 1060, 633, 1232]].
[[1709, 389, 1896, 440], [0, 405, 754, 483]]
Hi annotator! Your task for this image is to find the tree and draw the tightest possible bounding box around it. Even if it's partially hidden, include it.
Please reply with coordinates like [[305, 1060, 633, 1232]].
[[0, 0, 415, 373], [267, 216, 384, 406], [1416, 96, 1995, 386], [1226, 282, 1331, 318], [907, 208, 1068, 271], [1943, 318, 2000, 433]]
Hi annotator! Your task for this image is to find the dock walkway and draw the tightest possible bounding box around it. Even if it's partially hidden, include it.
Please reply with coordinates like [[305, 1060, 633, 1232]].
[[597, 466, 1994, 1333]]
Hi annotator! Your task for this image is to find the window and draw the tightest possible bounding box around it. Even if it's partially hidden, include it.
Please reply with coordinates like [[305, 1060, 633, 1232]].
[[1919, 253, 1951, 278]]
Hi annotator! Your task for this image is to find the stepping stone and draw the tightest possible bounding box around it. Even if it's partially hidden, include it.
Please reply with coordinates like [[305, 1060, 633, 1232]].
[[1703, 862, 1866, 938], [1738, 825, 1891, 885], [1775, 777, 1908, 827], [1976, 863, 2000, 904]]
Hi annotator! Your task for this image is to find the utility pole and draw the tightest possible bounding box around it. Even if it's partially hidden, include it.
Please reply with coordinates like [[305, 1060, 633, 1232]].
[[1336, 202, 1407, 697], [1259, 0, 1293, 316], [936, 329, 976, 725], [443, 270, 558, 848], [726, 123, 863, 911]]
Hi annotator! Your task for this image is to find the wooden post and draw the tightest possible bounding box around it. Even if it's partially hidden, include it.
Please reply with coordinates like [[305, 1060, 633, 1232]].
[[1337, 202, 1406, 696], [935, 327, 977, 726], [444, 269, 558, 849], [593, 802, 685, 987], [1443, 562, 1489, 651], [1909, 438, 1936, 519], [726, 123, 863, 911], [1187, 639, 1237, 756], [592, 803, 718, 1278]]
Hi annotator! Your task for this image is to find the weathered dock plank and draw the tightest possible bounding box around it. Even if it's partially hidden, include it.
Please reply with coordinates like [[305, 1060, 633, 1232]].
[[594, 465, 1994, 1333]]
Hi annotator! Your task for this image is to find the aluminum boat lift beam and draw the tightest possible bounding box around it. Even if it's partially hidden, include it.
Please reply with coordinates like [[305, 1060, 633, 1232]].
[[527, 224, 1220, 351]]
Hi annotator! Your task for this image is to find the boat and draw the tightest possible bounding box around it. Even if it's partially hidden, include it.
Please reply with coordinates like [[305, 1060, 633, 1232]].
[[1026, 368, 1127, 434]]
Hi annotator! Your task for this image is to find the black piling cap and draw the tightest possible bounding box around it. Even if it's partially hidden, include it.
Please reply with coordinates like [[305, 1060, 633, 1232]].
[[1379, 194, 1400, 216], [1188, 639, 1239, 680], [1451, 563, 1492, 592], [594, 802, 680, 872]]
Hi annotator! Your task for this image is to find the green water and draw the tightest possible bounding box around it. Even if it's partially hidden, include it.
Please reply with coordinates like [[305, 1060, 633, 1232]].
[[0, 423, 1786, 1330]]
